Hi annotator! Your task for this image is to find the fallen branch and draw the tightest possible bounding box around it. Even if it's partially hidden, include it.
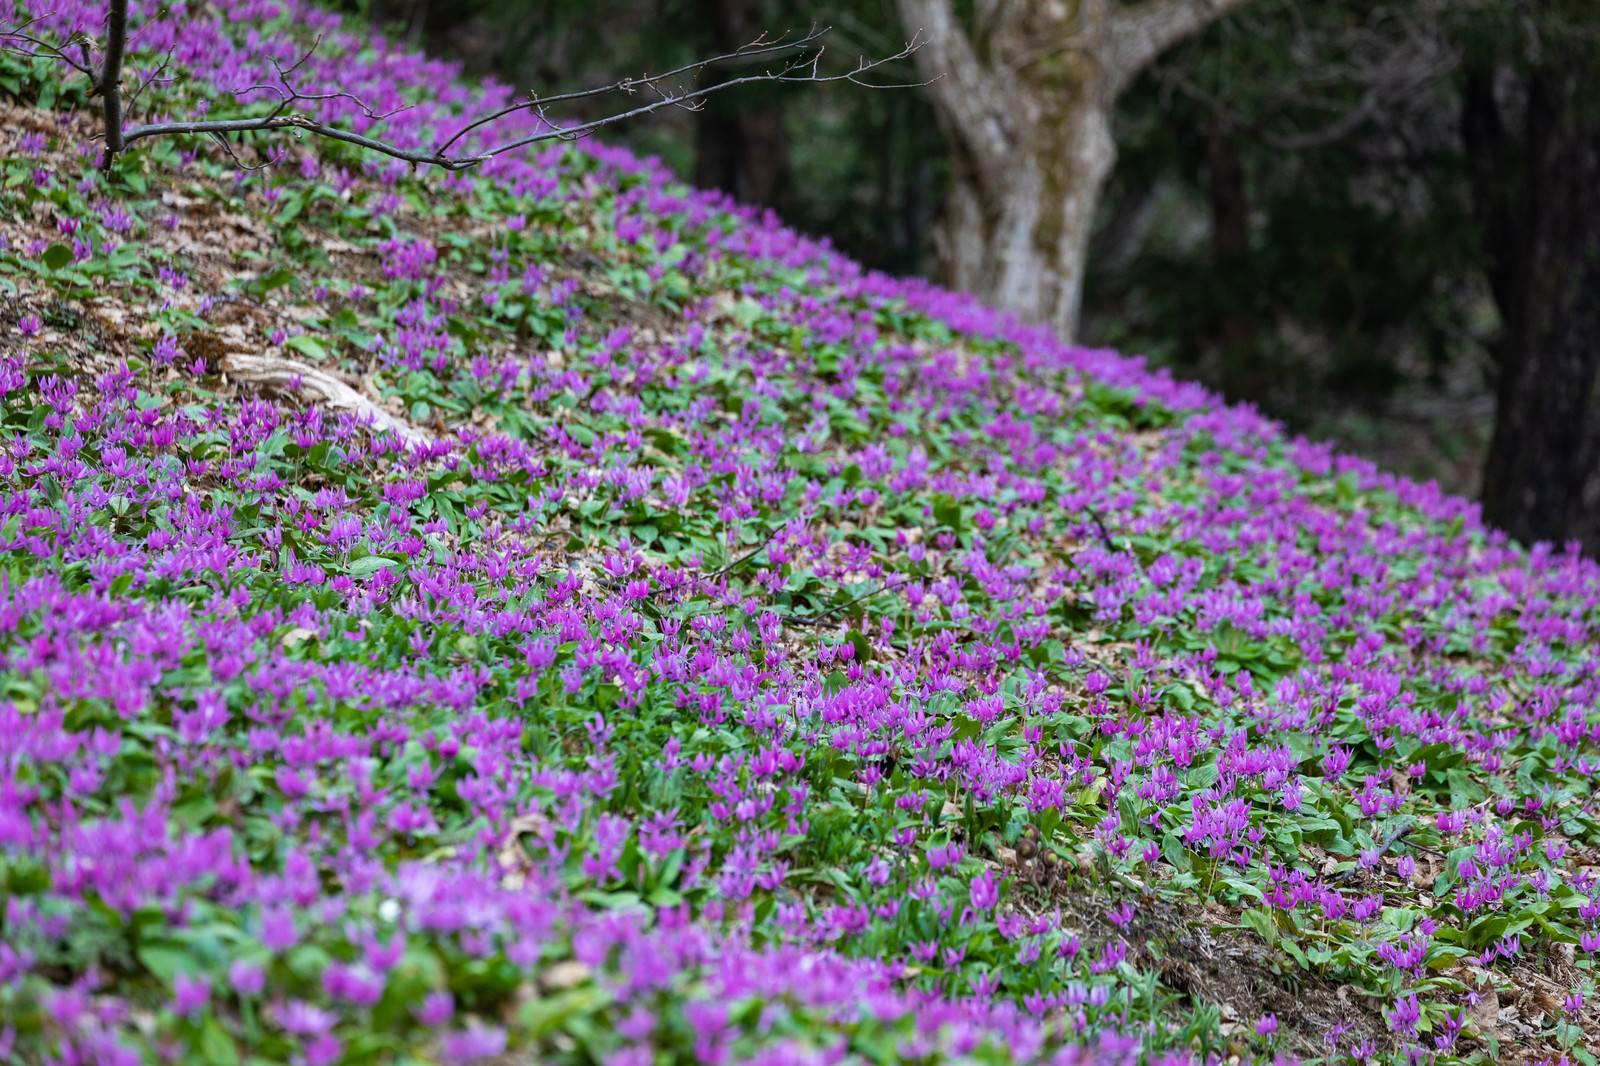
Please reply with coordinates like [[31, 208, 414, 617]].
[[222, 351, 433, 449], [709, 525, 781, 578], [789, 579, 902, 627]]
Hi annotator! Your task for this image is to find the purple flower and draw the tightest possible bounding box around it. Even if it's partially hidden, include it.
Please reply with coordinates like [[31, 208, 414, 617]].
[[1388, 992, 1421, 1035], [969, 869, 1000, 912], [172, 973, 210, 1018], [229, 960, 265, 997], [277, 1000, 336, 1037], [414, 990, 453, 1027], [440, 1023, 507, 1062], [152, 332, 181, 366], [261, 906, 298, 951], [303, 1033, 341, 1066]]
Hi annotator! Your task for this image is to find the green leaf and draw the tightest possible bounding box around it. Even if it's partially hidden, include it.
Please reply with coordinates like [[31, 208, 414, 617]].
[[137, 941, 197, 982], [42, 243, 73, 271], [285, 944, 331, 980], [247, 267, 296, 297], [932, 493, 962, 532], [197, 1018, 241, 1066], [347, 556, 401, 578], [284, 335, 328, 361], [654, 848, 685, 889], [520, 986, 612, 1039], [1222, 877, 1265, 903]]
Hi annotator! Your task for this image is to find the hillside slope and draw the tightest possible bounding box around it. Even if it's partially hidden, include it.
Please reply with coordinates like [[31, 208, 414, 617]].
[[2, 2, 1599, 1064]]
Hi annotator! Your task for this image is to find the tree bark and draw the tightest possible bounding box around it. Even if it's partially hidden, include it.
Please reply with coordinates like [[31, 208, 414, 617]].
[[1464, 55, 1600, 551], [98, 0, 128, 169], [897, 0, 1252, 340], [947, 108, 1115, 341]]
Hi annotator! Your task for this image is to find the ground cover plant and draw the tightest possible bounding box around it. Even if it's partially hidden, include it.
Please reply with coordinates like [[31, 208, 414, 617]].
[[1, 2, 1599, 1064]]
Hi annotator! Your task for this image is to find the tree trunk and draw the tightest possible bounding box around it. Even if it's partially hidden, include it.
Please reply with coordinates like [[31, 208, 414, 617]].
[[693, 0, 791, 208], [1464, 55, 1600, 551], [898, 0, 1253, 340], [1205, 116, 1260, 399], [693, 101, 790, 207], [940, 95, 1116, 340]]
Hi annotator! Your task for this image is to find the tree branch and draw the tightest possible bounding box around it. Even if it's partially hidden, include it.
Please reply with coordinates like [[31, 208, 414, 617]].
[[1107, 0, 1252, 95], [0, 15, 96, 81], [118, 114, 483, 169], [74, 7, 923, 174], [472, 41, 927, 163], [434, 26, 832, 158]]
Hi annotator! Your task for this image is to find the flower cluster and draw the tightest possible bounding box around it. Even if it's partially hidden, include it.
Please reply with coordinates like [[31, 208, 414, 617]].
[[1, 1, 1598, 1064]]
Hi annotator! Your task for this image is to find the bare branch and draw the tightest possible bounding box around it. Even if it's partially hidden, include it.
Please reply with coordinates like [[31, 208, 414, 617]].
[[1107, 0, 1253, 94], [228, 33, 413, 126], [473, 36, 926, 162], [208, 129, 276, 172], [223, 351, 433, 448], [275, 32, 323, 80], [0, 14, 97, 81], [434, 25, 832, 157], [76, 5, 923, 176], [125, 51, 175, 120], [119, 114, 482, 170]]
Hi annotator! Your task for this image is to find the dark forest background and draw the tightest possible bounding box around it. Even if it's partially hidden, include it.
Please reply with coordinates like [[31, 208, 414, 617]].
[[348, 0, 1600, 553]]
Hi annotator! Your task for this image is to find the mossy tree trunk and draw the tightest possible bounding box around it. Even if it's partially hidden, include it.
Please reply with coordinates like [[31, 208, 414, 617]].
[[897, 0, 1253, 340]]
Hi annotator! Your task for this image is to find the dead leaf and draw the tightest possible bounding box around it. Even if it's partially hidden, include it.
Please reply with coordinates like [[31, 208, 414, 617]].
[[1467, 987, 1499, 1034]]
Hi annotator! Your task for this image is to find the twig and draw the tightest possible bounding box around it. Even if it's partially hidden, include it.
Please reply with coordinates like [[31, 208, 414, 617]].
[[126, 51, 174, 120], [0, 16, 96, 81], [1084, 507, 1118, 552], [709, 525, 780, 578], [788, 578, 900, 627], [120, 113, 480, 169], [208, 129, 278, 172], [433, 26, 832, 157], [463, 39, 927, 164], [1330, 819, 1414, 884]]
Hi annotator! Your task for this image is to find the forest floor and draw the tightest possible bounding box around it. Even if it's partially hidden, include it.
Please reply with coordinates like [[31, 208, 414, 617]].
[[2, 4, 1599, 1064]]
